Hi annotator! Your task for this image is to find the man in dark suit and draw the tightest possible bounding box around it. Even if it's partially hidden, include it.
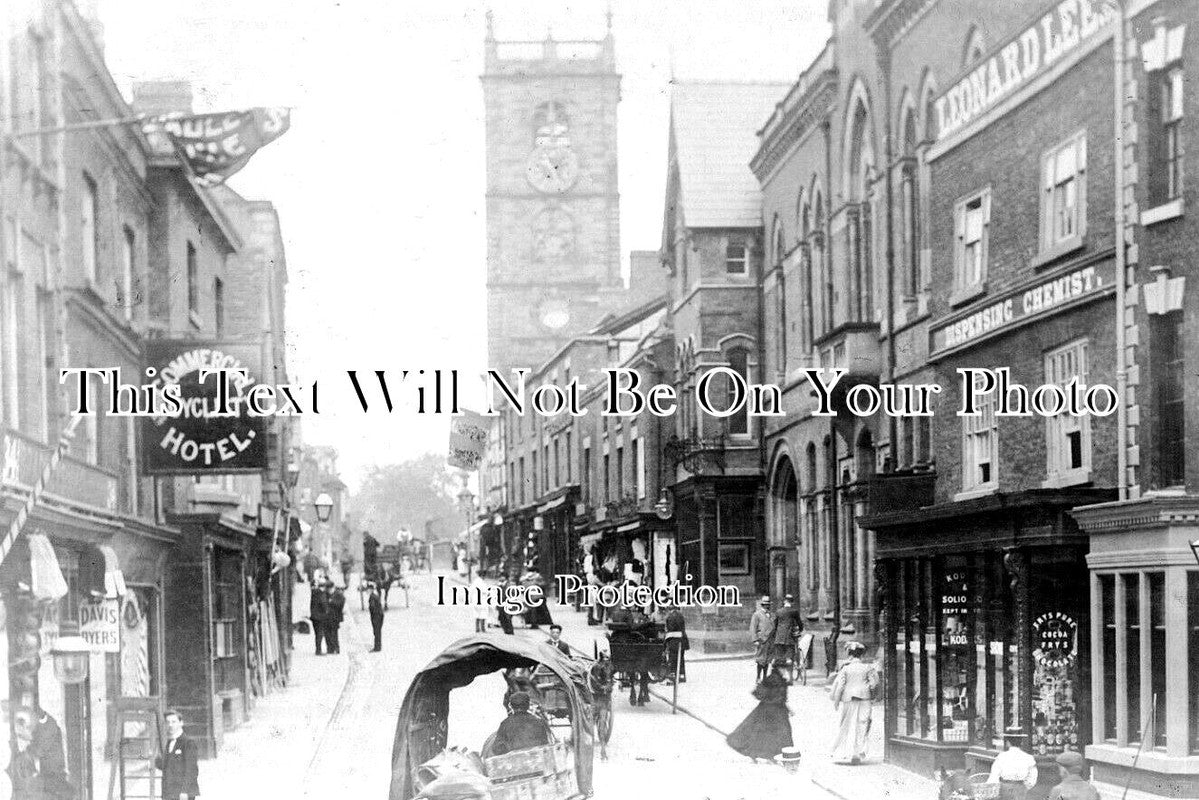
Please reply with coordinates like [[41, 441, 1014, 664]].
[[771, 594, 804, 680], [368, 583, 385, 652], [546, 624, 571, 657], [329, 585, 346, 654], [155, 709, 199, 800], [490, 692, 553, 755], [310, 582, 330, 655]]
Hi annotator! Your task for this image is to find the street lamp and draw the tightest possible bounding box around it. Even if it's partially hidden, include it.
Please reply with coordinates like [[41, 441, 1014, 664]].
[[285, 457, 301, 489], [458, 482, 476, 581], [51, 635, 90, 685], [314, 492, 334, 523]]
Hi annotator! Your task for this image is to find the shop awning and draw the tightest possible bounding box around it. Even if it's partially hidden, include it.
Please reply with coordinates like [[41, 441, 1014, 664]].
[[27, 533, 67, 600], [95, 544, 127, 598]]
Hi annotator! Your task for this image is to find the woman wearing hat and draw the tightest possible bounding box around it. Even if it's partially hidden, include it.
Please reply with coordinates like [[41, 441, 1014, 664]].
[[726, 664, 794, 763], [829, 641, 879, 765], [987, 727, 1038, 799]]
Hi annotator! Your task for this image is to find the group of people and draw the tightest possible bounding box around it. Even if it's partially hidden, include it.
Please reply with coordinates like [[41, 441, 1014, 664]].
[[980, 729, 1101, 800], [726, 638, 877, 767], [749, 594, 805, 684], [308, 579, 347, 655]]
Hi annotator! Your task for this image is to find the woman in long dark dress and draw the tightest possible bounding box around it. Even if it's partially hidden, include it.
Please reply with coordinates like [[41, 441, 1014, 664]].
[[726, 666, 794, 763]]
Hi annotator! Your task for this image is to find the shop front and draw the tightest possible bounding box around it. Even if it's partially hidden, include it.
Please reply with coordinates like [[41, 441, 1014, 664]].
[[533, 487, 579, 600], [164, 512, 254, 758], [864, 488, 1111, 786]]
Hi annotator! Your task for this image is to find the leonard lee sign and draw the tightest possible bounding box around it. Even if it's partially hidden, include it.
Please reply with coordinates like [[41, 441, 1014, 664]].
[[141, 341, 268, 474]]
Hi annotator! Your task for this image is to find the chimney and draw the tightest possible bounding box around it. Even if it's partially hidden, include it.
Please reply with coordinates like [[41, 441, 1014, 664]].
[[131, 81, 194, 116]]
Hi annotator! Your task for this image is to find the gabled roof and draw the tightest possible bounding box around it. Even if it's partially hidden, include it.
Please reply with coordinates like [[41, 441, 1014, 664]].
[[670, 81, 790, 228]]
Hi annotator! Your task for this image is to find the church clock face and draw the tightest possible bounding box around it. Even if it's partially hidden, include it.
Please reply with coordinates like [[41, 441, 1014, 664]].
[[526, 146, 579, 193], [536, 298, 571, 330]]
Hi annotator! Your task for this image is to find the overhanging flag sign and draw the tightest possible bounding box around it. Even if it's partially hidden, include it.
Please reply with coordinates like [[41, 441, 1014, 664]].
[[145, 107, 290, 186], [448, 410, 489, 472]]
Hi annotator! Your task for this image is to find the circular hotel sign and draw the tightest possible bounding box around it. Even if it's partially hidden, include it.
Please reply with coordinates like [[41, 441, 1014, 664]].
[[1033, 611, 1077, 666]]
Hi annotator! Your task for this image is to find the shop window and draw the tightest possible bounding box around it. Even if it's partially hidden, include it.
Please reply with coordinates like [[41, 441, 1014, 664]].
[[1100, 573, 1117, 740], [1149, 572, 1167, 748], [1044, 340, 1091, 485], [1125, 573, 1142, 744], [961, 373, 997, 492], [718, 543, 750, 576], [953, 188, 990, 295], [1147, 64, 1184, 206], [1154, 312, 1185, 487], [1040, 132, 1087, 260], [1097, 571, 1170, 746]]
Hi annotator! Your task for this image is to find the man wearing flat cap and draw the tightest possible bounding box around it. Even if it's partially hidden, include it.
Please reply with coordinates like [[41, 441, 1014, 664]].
[[490, 691, 554, 756], [987, 726, 1038, 798], [1048, 750, 1099, 800]]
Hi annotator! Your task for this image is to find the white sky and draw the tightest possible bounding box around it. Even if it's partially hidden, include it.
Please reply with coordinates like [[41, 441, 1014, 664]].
[[98, 0, 830, 489]]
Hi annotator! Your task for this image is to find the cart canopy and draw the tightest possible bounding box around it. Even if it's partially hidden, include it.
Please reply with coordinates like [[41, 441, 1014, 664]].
[[390, 634, 595, 800]]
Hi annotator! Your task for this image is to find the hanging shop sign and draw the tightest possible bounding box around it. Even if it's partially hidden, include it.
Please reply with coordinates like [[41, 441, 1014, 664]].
[[930, 260, 1113, 357], [79, 598, 120, 653], [1033, 611, 1077, 666], [447, 409, 489, 472], [934, 0, 1114, 141], [141, 341, 268, 474]]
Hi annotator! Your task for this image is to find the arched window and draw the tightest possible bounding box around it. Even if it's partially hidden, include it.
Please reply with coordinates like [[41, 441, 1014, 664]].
[[814, 192, 829, 334], [800, 197, 814, 354], [963, 28, 985, 68], [847, 100, 873, 322], [900, 105, 920, 296], [533, 101, 570, 146], [805, 442, 818, 493], [727, 347, 750, 436]]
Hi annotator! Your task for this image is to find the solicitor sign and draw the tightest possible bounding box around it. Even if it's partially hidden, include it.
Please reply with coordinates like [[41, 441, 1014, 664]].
[[141, 340, 268, 474]]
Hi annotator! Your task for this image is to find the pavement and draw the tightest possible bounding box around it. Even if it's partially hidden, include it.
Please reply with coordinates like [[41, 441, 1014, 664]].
[[190, 573, 935, 799]]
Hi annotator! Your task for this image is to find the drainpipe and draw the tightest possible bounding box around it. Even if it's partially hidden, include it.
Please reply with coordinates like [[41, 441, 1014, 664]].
[[756, 232, 769, 596], [880, 51, 899, 469], [1110, 0, 1128, 501]]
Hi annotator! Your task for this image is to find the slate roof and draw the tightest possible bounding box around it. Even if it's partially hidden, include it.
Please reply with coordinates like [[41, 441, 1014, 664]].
[[670, 81, 791, 228]]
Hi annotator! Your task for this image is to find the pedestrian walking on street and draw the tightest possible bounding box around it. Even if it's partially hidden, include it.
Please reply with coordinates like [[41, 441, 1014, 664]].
[[726, 665, 793, 763], [368, 583, 385, 652], [1048, 750, 1099, 800], [495, 580, 515, 635], [769, 594, 803, 680], [155, 709, 200, 800], [829, 641, 879, 765], [328, 585, 346, 654], [471, 573, 489, 633], [749, 596, 773, 684], [310, 581, 331, 656], [987, 727, 1038, 799], [664, 605, 688, 682]]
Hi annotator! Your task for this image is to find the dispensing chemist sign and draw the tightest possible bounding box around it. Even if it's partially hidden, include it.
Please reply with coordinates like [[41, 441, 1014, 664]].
[[141, 341, 268, 474]]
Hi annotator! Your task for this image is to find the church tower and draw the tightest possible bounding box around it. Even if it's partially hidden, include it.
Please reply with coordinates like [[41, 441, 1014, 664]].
[[482, 13, 623, 378]]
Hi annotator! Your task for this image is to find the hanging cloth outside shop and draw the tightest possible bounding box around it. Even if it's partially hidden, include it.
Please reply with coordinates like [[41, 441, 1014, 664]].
[[27, 534, 67, 600], [95, 544, 127, 598]]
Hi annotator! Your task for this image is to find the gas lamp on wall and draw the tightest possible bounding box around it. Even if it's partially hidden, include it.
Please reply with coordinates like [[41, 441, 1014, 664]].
[[314, 492, 334, 523], [653, 488, 673, 521], [51, 634, 90, 685], [285, 456, 301, 489]]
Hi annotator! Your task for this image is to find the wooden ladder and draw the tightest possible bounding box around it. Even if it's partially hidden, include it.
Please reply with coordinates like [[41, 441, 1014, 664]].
[[107, 698, 161, 800]]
